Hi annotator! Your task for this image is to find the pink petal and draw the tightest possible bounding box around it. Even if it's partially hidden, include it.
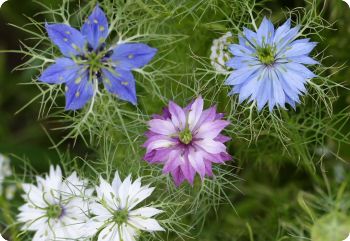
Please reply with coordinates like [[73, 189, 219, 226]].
[[180, 157, 196, 184], [169, 101, 186, 130], [194, 106, 217, 129], [146, 139, 175, 152], [195, 139, 227, 154], [149, 119, 176, 135], [163, 151, 183, 173], [195, 120, 230, 139], [188, 150, 205, 179], [188, 97, 204, 130], [171, 168, 185, 186]]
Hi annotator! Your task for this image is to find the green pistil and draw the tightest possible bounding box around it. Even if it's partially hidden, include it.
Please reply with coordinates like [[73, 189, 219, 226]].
[[113, 209, 129, 225], [257, 45, 276, 65], [179, 128, 193, 145], [87, 52, 103, 73], [46, 204, 62, 219]]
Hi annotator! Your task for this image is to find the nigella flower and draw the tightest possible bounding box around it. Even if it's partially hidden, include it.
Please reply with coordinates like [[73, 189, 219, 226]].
[[17, 166, 93, 241], [210, 32, 234, 73], [87, 171, 164, 241], [143, 96, 231, 186], [225, 17, 318, 111], [39, 5, 157, 110]]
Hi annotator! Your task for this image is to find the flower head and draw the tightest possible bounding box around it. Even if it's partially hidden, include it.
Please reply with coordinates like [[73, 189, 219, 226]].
[[88, 171, 164, 241], [210, 32, 234, 73], [40, 5, 157, 110], [17, 166, 93, 241], [143, 97, 231, 186], [225, 17, 318, 111]]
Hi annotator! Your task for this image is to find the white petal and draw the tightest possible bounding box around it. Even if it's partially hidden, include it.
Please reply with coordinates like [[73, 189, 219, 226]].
[[98, 224, 120, 241], [119, 175, 132, 209], [129, 207, 163, 218], [97, 177, 119, 210], [128, 217, 165, 232], [128, 186, 155, 210], [112, 171, 122, 191], [120, 223, 137, 241]]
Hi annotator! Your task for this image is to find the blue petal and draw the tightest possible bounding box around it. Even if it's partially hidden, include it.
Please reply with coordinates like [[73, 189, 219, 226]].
[[255, 75, 270, 111], [101, 68, 137, 105], [225, 65, 261, 86], [273, 19, 291, 45], [282, 42, 317, 58], [39, 58, 80, 84], [111, 43, 157, 70], [284, 62, 316, 79], [243, 27, 258, 47], [257, 17, 275, 45], [285, 96, 297, 109], [46, 24, 86, 57], [287, 56, 319, 65], [275, 25, 301, 54], [277, 70, 301, 102], [228, 44, 253, 57], [237, 69, 262, 103], [269, 70, 286, 108], [226, 56, 260, 69], [238, 36, 254, 51], [65, 71, 94, 110], [277, 64, 308, 93], [81, 5, 109, 50]]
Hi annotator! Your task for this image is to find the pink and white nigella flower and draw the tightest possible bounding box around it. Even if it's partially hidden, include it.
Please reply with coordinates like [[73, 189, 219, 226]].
[[143, 96, 232, 186]]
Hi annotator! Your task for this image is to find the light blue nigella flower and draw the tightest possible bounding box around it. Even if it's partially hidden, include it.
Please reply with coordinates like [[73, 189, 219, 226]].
[[225, 17, 318, 111], [39, 5, 157, 110]]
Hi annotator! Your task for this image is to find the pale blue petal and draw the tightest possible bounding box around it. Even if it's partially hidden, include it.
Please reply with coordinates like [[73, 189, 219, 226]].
[[225, 65, 261, 86], [273, 19, 291, 44], [101, 68, 137, 105], [39, 58, 80, 84], [81, 5, 109, 50], [111, 43, 157, 70], [257, 17, 275, 45], [65, 71, 93, 110], [228, 44, 254, 57], [46, 23, 86, 57]]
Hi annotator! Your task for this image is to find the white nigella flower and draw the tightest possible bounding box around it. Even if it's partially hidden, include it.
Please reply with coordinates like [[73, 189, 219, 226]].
[[88, 171, 164, 241], [0, 154, 12, 195], [17, 165, 93, 241], [210, 32, 233, 73]]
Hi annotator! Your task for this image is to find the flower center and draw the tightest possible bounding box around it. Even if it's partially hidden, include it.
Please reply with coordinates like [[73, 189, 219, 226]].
[[87, 52, 104, 73], [113, 209, 129, 225], [179, 128, 193, 145], [257, 45, 275, 65], [46, 204, 63, 219]]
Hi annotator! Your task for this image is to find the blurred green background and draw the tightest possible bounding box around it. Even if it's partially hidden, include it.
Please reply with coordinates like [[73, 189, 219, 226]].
[[1, 0, 350, 240]]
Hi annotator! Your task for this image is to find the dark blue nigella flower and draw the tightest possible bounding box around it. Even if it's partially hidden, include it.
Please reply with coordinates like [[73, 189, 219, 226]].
[[40, 5, 157, 110], [225, 17, 318, 111]]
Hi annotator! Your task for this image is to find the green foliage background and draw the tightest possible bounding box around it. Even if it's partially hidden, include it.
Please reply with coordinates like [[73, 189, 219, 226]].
[[1, 0, 350, 240]]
